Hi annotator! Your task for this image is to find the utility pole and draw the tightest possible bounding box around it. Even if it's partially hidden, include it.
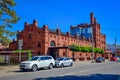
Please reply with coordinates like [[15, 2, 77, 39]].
[[115, 38, 117, 57], [91, 26, 94, 63], [18, 39, 23, 62]]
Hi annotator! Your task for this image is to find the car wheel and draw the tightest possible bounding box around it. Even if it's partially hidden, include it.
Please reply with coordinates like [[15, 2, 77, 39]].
[[32, 65, 38, 71], [70, 63, 73, 67], [48, 63, 53, 69]]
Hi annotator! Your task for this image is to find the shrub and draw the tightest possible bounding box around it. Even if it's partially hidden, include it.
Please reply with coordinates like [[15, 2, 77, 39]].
[[0, 58, 4, 63]]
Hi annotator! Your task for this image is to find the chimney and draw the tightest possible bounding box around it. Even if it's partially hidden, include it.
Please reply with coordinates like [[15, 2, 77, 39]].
[[94, 18, 96, 24], [33, 19, 38, 27], [67, 32, 70, 37], [42, 25, 48, 32], [90, 12, 94, 24], [24, 22, 28, 28], [56, 28, 60, 34]]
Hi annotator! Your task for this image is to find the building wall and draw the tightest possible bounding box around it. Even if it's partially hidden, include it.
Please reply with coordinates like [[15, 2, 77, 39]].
[[70, 13, 106, 52], [9, 13, 107, 60]]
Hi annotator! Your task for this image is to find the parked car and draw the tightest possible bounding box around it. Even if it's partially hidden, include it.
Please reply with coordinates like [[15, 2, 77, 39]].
[[116, 56, 120, 62], [95, 57, 105, 63], [19, 55, 55, 71], [110, 57, 118, 61], [55, 57, 73, 67]]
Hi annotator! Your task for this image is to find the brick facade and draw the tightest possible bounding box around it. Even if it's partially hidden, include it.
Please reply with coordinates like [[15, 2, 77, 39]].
[[9, 13, 109, 60]]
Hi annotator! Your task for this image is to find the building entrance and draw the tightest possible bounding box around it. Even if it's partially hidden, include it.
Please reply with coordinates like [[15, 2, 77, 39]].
[[49, 49, 58, 59]]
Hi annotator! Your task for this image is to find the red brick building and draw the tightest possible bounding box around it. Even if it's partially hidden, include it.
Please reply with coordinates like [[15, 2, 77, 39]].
[[70, 13, 106, 51], [9, 13, 107, 60]]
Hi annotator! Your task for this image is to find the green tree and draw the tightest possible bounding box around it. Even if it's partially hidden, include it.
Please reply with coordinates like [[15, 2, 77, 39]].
[[0, 0, 20, 45], [69, 44, 104, 54], [94, 48, 104, 54], [80, 46, 90, 52], [70, 44, 81, 52]]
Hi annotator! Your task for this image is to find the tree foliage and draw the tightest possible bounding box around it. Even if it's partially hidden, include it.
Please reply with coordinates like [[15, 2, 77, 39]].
[[69, 44, 104, 54], [0, 0, 20, 45], [94, 48, 104, 54]]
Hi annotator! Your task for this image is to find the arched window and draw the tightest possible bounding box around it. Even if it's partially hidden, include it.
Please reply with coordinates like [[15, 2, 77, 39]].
[[50, 41, 56, 46]]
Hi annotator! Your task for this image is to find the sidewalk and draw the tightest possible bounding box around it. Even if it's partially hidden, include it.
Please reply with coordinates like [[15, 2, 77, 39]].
[[0, 65, 19, 77]]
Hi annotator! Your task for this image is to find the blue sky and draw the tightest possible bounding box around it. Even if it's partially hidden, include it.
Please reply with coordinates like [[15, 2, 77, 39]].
[[12, 0, 120, 44]]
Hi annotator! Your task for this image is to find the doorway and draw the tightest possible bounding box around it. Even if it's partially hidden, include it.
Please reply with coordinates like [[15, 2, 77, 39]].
[[49, 49, 58, 59]]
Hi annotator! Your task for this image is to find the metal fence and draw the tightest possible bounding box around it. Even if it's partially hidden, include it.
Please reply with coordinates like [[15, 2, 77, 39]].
[[0, 53, 28, 65]]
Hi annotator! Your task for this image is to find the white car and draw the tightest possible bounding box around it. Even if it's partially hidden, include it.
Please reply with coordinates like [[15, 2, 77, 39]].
[[19, 55, 55, 71], [55, 57, 73, 67]]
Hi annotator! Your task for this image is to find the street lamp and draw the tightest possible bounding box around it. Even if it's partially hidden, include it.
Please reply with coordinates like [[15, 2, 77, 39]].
[[18, 39, 23, 62], [115, 38, 117, 57], [91, 26, 94, 63]]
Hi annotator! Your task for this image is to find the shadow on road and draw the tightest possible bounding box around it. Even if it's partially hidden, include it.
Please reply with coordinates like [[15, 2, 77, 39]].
[[33, 74, 120, 80]]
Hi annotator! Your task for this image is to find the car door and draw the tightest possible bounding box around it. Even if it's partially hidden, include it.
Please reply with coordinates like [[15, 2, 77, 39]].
[[38, 56, 46, 68], [64, 58, 69, 66], [66, 58, 71, 66], [44, 56, 51, 67]]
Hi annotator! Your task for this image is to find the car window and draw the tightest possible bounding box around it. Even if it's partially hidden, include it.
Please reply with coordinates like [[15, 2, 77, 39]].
[[56, 58, 64, 61], [40, 57, 45, 60], [45, 56, 52, 60], [65, 58, 70, 61], [29, 56, 39, 61]]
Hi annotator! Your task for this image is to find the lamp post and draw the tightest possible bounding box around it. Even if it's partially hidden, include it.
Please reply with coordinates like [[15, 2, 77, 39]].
[[91, 26, 94, 63], [115, 38, 117, 57], [18, 39, 23, 62]]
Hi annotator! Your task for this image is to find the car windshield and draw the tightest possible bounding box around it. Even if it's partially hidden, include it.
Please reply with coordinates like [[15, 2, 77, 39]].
[[29, 56, 39, 61], [56, 58, 64, 61], [97, 57, 102, 59]]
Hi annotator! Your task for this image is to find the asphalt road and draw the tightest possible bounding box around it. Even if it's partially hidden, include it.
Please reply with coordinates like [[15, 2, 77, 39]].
[[0, 61, 120, 80]]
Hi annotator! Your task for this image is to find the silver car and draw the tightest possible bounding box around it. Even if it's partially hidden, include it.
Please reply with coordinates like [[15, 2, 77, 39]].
[[19, 55, 55, 71], [55, 57, 73, 67]]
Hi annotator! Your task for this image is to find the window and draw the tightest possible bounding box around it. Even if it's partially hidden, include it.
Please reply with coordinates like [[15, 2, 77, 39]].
[[40, 57, 45, 60], [50, 41, 56, 46], [50, 35, 52, 38], [45, 56, 52, 60], [80, 53, 81, 56], [28, 34, 32, 39], [38, 31, 40, 34], [65, 58, 70, 60], [38, 42, 41, 48], [63, 52, 66, 56], [38, 52, 41, 55], [29, 56, 39, 61]]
